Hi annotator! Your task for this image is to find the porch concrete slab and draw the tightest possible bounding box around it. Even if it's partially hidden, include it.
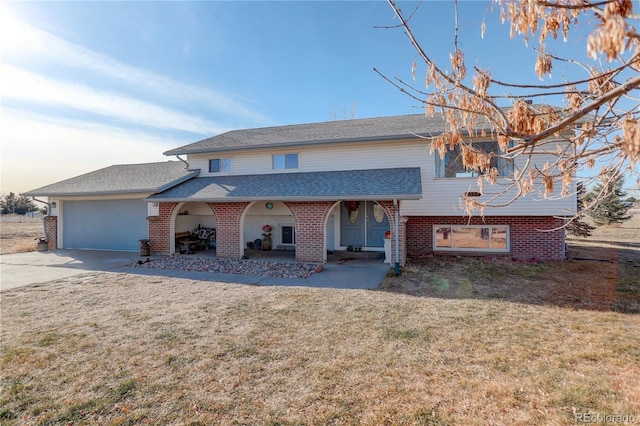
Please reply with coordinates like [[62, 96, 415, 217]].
[[258, 260, 390, 289]]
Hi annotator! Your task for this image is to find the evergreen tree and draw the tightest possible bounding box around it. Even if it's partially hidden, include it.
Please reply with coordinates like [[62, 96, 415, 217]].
[[588, 174, 633, 226], [567, 182, 595, 237]]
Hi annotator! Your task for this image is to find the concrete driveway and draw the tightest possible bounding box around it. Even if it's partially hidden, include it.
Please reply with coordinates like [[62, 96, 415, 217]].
[[0, 250, 140, 291], [1, 250, 389, 292]]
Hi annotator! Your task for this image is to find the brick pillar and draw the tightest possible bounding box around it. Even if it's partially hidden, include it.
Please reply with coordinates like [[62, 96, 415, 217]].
[[148, 202, 178, 254], [284, 201, 335, 264], [208, 202, 250, 259], [44, 216, 57, 250], [377, 201, 407, 266]]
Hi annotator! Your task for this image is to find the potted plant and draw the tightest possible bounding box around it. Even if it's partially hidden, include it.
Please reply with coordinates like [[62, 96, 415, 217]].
[[35, 238, 48, 252], [262, 224, 273, 250]]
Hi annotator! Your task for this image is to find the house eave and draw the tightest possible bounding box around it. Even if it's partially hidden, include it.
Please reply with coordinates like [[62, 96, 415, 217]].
[[145, 194, 423, 203], [163, 133, 444, 156]]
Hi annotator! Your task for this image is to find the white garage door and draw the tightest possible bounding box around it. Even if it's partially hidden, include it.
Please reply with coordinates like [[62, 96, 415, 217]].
[[63, 200, 149, 251]]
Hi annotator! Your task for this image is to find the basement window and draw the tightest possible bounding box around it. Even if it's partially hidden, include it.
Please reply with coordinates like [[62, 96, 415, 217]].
[[434, 225, 509, 252]]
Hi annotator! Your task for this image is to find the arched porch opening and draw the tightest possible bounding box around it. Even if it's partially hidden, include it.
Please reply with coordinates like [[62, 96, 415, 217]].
[[241, 201, 296, 259], [170, 201, 217, 254], [325, 200, 392, 263]]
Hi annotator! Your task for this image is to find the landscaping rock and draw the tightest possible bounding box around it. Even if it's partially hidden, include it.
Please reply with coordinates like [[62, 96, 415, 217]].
[[130, 255, 317, 279]]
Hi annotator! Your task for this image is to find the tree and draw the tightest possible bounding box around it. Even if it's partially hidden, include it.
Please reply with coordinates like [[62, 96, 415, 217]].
[[588, 171, 633, 224], [378, 0, 639, 216], [567, 182, 596, 236], [0, 192, 37, 215]]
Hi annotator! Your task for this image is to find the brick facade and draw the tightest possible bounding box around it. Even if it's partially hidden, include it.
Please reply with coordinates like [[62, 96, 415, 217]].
[[406, 216, 566, 261], [148, 202, 179, 254], [207, 202, 250, 259], [284, 201, 336, 263], [44, 216, 57, 250]]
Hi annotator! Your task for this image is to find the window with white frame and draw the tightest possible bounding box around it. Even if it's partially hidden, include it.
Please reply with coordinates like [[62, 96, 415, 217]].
[[273, 153, 298, 170], [435, 141, 514, 178], [209, 158, 231, 173], [434, 225, 509, 252], [280, 224, 295, 245]]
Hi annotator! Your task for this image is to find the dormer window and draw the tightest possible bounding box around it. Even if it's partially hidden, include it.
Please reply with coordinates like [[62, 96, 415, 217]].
[[273, 153, 298, 170], [209, 158, 231, 173]]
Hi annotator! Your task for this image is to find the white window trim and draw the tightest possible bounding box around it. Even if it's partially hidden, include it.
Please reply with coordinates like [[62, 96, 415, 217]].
[[433, 224, 510, 252], [272, 153, 299, 170], [209, 158, 232, 174], [279, 223, 296, 246]]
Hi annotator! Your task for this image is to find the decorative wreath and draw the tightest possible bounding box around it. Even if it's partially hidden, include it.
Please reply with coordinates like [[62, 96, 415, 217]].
[[344, 201, 360, 212]]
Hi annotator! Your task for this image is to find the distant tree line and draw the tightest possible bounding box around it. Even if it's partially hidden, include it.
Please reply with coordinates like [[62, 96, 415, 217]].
[[0, 192, 40, 215]]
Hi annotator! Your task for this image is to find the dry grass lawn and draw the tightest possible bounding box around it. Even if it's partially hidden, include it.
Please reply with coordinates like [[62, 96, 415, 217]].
[[0, 215, 43, 255], [1, 211, 639, 425]]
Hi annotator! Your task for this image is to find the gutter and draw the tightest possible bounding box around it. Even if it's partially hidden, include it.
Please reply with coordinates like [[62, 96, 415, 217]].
[[31, 197, 50, 243]]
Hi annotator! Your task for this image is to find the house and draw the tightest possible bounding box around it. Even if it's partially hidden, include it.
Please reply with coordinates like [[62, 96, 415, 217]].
[[23, 113, 575, 264]]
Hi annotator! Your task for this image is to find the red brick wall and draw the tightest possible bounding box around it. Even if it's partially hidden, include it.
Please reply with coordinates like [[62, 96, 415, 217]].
[[284, 201, 335, 263], [208, 202, 249, 259], [148, 202, 178, 254], [45, 216, 57, 250], [406, 216, 566, 261]]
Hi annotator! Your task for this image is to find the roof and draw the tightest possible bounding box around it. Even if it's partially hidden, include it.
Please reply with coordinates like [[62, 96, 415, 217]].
[[22, 161, 199, 197], [164, 114, 450, 156], [147, 168, 422, 202]]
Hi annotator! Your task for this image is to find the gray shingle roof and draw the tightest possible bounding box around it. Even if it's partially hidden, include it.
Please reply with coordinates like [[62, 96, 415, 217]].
[[22, 161, 199, 197], [164, 114, 449, 155], [147, 168, 422, 202]]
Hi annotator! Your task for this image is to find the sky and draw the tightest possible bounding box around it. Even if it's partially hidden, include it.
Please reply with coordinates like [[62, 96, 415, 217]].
[[0, 0, 616, 196]]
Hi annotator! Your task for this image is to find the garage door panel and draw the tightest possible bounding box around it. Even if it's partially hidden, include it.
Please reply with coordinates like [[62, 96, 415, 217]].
[[63, 200, 148, 251]]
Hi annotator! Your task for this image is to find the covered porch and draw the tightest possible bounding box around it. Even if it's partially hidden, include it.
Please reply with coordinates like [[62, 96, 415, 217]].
[[146, 168, 422, 265]]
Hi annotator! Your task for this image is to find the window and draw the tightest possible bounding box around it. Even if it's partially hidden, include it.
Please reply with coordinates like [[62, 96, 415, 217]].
[[434, 225, 509, 252], [281, 225, 295, 245], [209, 158, 231, 173], [273, 153, 298, 169], [435, 141, 514, 178]]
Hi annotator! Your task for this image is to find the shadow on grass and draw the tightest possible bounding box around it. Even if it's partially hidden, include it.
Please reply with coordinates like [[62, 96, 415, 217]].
[[380, 245, 640, 314]]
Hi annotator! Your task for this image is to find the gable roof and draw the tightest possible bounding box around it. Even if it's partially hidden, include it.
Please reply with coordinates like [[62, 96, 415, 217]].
[[164, 114, 449, 156], [22, 161, 199, 197], [147, 168, 422, 202]]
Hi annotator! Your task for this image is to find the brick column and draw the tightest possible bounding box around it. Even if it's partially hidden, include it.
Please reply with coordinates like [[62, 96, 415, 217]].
[[284, 201, 335, 264], [208, 202, 250, 259], [44, 216, 57, 250], [377, 201, 407, 266], [148, 202, 178, 254]]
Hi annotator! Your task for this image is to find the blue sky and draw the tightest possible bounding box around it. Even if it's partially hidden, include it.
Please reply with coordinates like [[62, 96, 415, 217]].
[[1, 1, 596, 195]]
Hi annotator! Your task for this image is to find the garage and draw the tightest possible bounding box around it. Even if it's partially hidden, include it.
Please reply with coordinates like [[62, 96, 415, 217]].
[[63, 199, 149, 251]]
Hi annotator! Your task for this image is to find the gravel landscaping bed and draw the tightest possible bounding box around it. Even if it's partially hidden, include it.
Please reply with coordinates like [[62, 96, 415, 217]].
[[130, 255, 318, 278]]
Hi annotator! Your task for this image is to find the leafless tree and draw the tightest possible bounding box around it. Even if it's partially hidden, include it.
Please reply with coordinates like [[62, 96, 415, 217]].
[[377, 0, 639, 218]]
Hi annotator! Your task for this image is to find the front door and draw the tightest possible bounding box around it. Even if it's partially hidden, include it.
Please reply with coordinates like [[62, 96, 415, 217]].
[[340, 201, 389, 248], [366, 202, 389, 247]]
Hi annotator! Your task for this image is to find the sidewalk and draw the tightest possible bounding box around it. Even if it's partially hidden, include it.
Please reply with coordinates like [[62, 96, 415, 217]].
[[1, 250, 389, 291]]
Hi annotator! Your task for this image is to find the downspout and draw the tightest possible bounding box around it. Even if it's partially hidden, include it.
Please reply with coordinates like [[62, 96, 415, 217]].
[[393, 198, 400, 276], [32, 197, 50, 242], [176, 155, 189, 169]]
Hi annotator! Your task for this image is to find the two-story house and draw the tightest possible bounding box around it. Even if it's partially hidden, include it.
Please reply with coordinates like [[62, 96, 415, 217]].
[[23, 114, 575, 265]]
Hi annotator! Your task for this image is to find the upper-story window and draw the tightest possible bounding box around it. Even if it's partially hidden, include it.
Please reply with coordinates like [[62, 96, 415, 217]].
[[435, 141, 514, 178], [209, 158, 231, 173], [273, 153, 298, 170]]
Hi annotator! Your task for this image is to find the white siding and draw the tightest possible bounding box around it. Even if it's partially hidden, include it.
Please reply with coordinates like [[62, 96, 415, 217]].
[[186, 140, 576, 217]]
